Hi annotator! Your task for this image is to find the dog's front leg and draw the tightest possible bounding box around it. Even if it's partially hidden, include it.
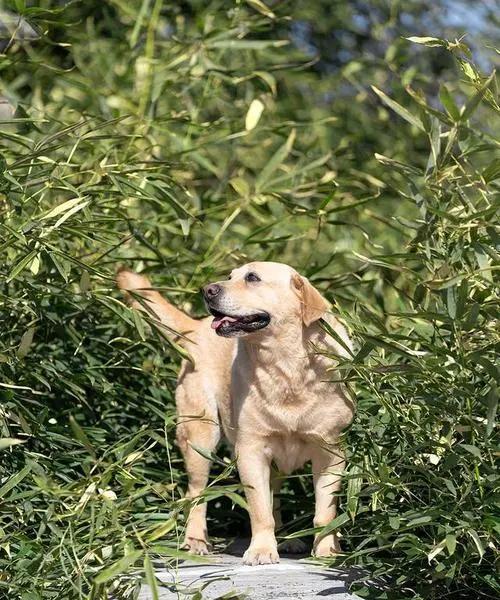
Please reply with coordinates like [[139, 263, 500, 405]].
[[237, 439, 279, 565], [311, 444, 345, 557]]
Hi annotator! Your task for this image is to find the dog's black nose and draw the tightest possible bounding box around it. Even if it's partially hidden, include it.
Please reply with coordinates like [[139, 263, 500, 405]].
[[203, 283, 222, 300]]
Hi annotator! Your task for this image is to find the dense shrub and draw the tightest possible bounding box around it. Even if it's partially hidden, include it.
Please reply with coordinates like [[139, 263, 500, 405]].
[[0, 2, 497, 598]]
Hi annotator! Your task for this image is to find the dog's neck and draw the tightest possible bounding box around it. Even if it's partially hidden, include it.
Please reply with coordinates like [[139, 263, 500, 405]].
[[240, 322, 314, 375]]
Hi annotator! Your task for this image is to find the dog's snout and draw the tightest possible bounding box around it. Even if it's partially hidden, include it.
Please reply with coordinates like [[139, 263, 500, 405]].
[[203, 283, 222, 300]]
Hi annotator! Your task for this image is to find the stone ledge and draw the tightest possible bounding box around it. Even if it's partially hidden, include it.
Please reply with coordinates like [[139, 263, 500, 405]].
[[139, 546, 361, 600]]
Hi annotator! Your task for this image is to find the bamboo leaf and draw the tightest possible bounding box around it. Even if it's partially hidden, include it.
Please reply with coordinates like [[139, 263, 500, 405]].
[[405, 36, 446, 47], [245, 0, 276, 18], [467, 529, 485, 559], [41, 197, 86, 220], [245, 98, 265, 131], [428, 539, 446, 562], [318, 512, 350, 537], [147, 518, 176, 542], [143, 554, 160, 600], [371, 86, 425, 131], [0, 438, 26, 451], [439, 85, 460, 121], [446, 534, 457, 556], [0, 463, 32, 498], [206, 39, 288, 50], [7, 250, 38, 282], [347, 465, 362, 519], [486, 386, 498, 438], [69, 415, 96, 456], [461, 72, 496, 120], [17, 326, 35, 359], [256, 129, 295, 191], [94, 550, 142, 584]]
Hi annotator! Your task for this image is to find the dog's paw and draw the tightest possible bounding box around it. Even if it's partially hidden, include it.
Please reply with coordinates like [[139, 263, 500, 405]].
[[182, 537, 211, 555], [313, 534, 341, 558], [242, 545, 279, 566], [278, 539, 308, 554]]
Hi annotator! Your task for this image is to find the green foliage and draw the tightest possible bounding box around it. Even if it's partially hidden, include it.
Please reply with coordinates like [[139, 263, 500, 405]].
[[0, 1, 498, 599], [337, 56, 499, 598]]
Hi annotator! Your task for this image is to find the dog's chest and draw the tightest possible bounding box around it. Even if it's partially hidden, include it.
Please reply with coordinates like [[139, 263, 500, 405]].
[[269, 434, 310, 474], [231, 340, 352, 441], [264, 381, 332, 433], [235, 365, 337, 433]]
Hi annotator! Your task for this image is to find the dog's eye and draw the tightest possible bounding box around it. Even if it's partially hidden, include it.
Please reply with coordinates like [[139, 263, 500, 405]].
[[245, 272, 261, 283]]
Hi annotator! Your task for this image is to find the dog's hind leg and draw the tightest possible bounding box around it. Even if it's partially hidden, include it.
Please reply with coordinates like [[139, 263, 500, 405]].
[[311, 444, 345, 557], [176, 371, 220, 555]]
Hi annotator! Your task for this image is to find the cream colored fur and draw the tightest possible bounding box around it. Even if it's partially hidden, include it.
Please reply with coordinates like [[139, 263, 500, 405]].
[[117, 262, 354, 565]]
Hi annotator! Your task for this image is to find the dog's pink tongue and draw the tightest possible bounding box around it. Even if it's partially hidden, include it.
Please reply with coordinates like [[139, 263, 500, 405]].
[[211, 315, 237, 330]]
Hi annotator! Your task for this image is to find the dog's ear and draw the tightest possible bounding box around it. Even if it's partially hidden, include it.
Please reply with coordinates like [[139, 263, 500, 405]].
[[291, 274, 329, 326]]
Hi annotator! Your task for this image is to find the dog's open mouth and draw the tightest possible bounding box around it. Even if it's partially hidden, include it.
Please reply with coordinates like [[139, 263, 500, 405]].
[[209, 308, 270, 336]]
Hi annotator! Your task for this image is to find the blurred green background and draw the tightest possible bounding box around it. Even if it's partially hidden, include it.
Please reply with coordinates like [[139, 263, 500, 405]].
[[0, 1, 498, 598]]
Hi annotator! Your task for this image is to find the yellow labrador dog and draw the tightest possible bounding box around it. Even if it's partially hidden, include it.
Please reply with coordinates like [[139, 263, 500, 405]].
[[117, 262, 354, 565]]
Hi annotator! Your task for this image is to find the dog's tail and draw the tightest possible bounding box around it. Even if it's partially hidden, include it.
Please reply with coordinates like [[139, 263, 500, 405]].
[[116, 268, 198, 342]]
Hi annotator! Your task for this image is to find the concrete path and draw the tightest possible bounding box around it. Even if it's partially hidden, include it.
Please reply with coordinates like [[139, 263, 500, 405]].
[[139, 542, 360, 600]]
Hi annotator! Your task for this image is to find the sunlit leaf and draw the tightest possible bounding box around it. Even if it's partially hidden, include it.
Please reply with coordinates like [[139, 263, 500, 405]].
[[245, 98, 265, 131]]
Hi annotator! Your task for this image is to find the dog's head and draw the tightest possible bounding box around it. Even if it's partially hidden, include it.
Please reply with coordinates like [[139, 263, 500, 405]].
[[202, 262, 329, 338]]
